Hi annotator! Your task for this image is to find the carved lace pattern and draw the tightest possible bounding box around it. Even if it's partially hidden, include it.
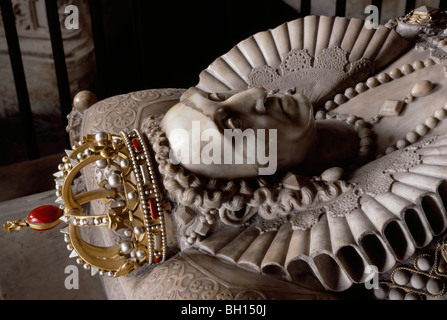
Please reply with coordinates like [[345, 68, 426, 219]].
[[257, 216, 289, 233], [347, 57, 373, 75], [248, 65, 280, 87], [247, 46, 373, 94], [324, 190, 361, 217], [289, 208, 323, 231], [357, 170, 395, 196], [415, 38, 447, 65], [280, 49, 313, 73], [131, 88, 183, 101], [84, 89, 184, 135], [314, 47, 348, 70], [346, 57, 377, 85], [132, 254, 267, 300], [333, 139, 431, 212], [385, 148, 421, 174], [254, 136, 438, 232]]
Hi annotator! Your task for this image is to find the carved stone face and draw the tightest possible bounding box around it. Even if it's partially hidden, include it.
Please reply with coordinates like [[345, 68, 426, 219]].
[[160, 87, 316, 179]]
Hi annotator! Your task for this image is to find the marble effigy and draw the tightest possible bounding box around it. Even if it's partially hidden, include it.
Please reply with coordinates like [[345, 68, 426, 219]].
[[64, 7, 447, 300]]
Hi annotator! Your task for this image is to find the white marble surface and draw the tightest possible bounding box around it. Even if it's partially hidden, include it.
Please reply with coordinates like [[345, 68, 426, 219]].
[[0, 191, 107, 300]]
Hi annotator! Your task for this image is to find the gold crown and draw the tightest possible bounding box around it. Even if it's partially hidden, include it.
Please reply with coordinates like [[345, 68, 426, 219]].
[[4, 129, 170, 277]]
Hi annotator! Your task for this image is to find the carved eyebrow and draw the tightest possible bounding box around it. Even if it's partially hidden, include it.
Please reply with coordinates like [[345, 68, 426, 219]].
[[182, 98, 214, 122]]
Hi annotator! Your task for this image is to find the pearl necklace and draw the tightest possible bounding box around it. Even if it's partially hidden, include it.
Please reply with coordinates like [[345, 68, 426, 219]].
[[315, 111, 374, 167], [314, 42, 447, 158]]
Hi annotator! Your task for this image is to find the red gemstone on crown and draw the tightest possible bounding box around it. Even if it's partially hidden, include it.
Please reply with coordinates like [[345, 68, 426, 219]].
[[155, 256, 162, 263], [27, 205, 62, 231], [149, 199, 158, 220], [132, 138, 142, 152]]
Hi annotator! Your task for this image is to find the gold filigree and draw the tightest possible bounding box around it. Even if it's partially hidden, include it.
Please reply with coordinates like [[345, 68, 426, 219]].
[[3, 219, 29, 233], [441, 233, 447, 269], [376, 234, 447, 299]]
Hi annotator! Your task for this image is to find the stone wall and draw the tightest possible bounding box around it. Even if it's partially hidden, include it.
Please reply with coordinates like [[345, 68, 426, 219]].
[[0, 0, 96, 164], [0, 0, 95, 117]]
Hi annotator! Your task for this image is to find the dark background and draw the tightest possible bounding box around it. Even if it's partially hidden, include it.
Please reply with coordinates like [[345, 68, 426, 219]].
[[0, 0, 300, 200], [96, 0, 299, 98]]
